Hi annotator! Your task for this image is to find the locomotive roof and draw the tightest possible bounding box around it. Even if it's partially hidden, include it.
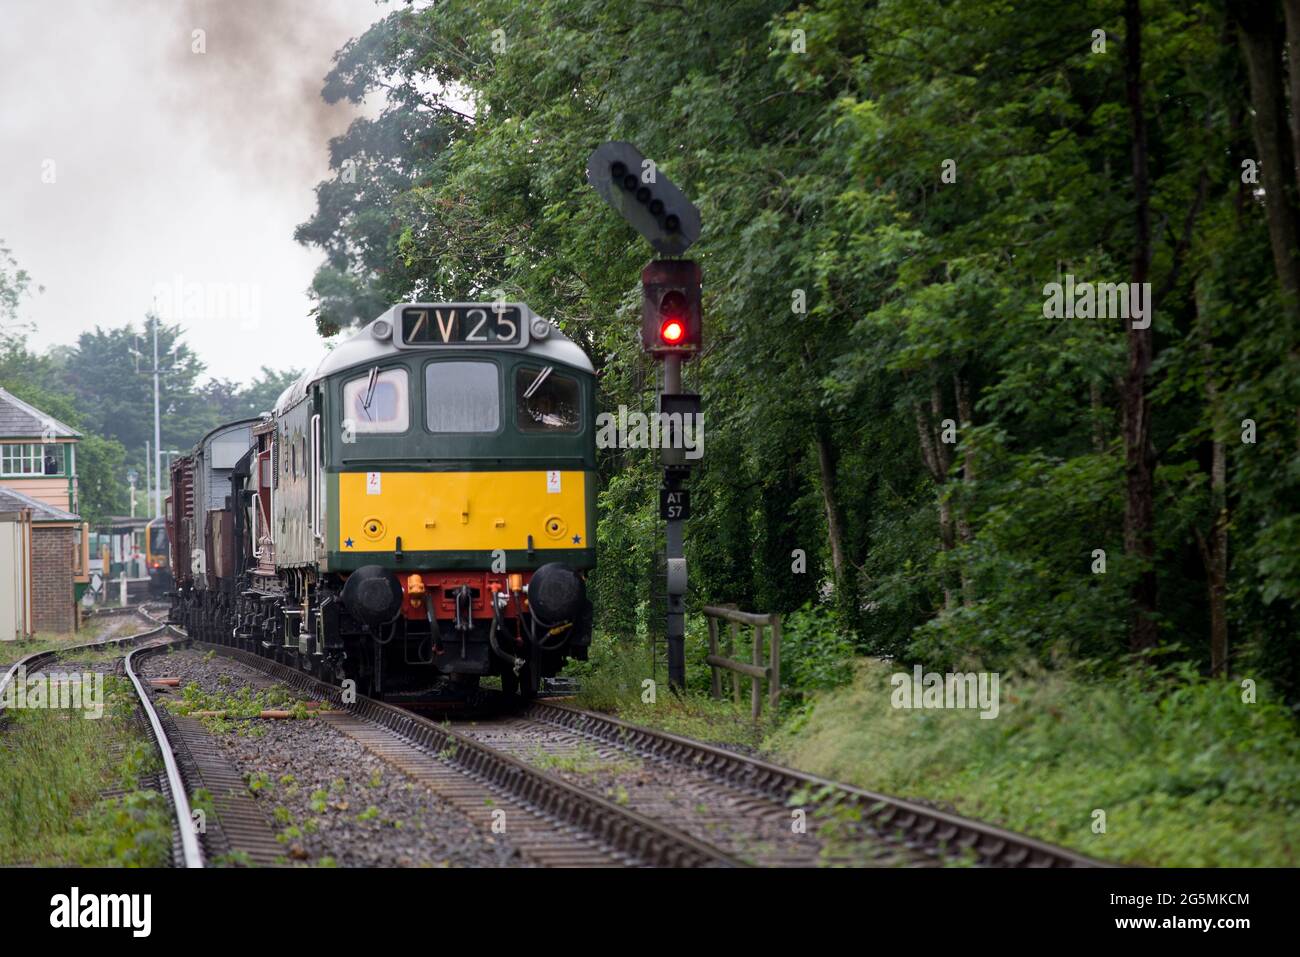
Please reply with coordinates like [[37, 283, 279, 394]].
[[192, 417, 260, 455], [273, 304, 595, 415]]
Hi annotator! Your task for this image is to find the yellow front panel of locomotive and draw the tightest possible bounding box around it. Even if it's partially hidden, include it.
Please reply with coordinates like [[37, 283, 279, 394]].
[[337, 470, 588, 552]]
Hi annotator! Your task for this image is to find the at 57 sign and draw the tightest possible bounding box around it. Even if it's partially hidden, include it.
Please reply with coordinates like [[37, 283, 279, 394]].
[[660, 489, 690, 521]]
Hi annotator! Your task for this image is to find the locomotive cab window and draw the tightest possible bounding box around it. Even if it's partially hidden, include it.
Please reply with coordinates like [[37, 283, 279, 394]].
[[343, 367, 409, 433], [425, 361, 500, 433], [516, 366, 581, 433]]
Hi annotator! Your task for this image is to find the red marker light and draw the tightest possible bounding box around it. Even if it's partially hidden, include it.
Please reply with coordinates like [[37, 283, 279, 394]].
[[658, 290, 689, 345]]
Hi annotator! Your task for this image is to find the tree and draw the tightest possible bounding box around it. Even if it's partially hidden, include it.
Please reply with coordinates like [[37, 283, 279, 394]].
[[292, 0, 1300, 699], [239, 366, 303, 417]]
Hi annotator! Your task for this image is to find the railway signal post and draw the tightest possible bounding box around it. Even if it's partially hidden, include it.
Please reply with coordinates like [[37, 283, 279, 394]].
[[587, 142, 703, 691]]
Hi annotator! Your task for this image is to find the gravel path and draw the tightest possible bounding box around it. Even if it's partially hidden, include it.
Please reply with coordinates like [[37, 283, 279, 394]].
[[139, 648, 521, 867]]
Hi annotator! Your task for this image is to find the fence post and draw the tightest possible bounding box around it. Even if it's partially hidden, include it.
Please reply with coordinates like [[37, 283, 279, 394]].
[[751, 624, 762, 720], [769, 614, 782, 713], [120, 571, 127, 607], [728, 620, 741, 704], [707, 616, 720, 700]]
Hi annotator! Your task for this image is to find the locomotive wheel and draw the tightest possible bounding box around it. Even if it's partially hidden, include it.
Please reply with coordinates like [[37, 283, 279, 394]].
[[501, 668, 519, 698]]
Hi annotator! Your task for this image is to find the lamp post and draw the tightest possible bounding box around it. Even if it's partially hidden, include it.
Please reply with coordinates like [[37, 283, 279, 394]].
[[152, 317, 162, 519], [132, 313, 172, 520], [161, 449, 181, 506]]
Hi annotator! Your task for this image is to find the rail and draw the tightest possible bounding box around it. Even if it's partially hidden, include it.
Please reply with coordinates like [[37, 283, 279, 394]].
[[180, 634, 739, 868], [526, 698, 1107, 867], [126, 640, 204, 867], [0, 607, 203, 868]]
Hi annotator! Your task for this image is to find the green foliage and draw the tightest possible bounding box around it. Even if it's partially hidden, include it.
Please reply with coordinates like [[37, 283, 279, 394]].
[[163, 681, 308, 736], [0, 675, 170, 866], [567, 629, 771, 749], [59, 318, 299, 485], [288, 0, 1300, 706], [71, 432, 127, 526], [771, 658, 1300, 866], [74, 790, 173, 868], [778, 604, 856, 695]]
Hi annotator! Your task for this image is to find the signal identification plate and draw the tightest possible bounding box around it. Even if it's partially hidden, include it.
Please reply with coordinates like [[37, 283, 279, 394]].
[[399, 304, 524, 346], [660, 489, 689, 520]]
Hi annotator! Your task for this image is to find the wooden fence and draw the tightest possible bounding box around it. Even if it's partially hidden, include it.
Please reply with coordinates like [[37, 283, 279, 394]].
[[703, 604, 781, 719]]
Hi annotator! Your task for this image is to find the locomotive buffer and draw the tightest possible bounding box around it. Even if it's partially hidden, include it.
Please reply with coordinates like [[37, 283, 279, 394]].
[[587, 142, 703, 691]]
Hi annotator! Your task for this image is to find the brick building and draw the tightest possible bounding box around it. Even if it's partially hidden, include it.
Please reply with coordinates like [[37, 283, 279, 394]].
[[0, 488, 81, 636], [0, 389, 86, 638]]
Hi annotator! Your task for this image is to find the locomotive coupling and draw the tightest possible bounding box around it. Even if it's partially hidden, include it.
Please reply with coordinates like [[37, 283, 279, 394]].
[[340, 565, 404, 627]]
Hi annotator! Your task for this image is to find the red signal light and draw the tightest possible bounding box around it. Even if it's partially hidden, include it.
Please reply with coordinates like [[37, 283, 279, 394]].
[[641, 260, 701, 356], [658, 289, 689, 345]]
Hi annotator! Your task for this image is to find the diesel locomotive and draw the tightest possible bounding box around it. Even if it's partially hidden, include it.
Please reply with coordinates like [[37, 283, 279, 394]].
[[166, 302, 596, 701]]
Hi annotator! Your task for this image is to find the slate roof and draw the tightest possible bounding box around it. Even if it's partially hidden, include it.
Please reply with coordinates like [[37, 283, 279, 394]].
[[0, 386, 81, 439], [0, 485, 78, 522]]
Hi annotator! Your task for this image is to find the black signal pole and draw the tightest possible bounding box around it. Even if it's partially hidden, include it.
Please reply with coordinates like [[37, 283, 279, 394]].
[[663, 352, 687, 691], [586, 142, 703, 694]]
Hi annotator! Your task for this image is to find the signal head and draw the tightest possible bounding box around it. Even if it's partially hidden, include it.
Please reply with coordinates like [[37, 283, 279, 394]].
[[641, 260, 702, 358]]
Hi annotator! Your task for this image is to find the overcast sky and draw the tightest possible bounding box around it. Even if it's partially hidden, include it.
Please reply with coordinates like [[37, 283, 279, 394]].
[[0, 0, 390, 384]]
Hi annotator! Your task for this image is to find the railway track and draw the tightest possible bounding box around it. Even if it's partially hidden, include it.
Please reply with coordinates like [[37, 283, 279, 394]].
[[0, 604, 170, 710], [0, 603, 203, 868], [172, 637, 739, 867], [85, 602, 160, 617], [157, 628, 1101, 868], [124, 638, 204, 867], [508, 700, 1105, 867], [4, 605, 1105, 869]]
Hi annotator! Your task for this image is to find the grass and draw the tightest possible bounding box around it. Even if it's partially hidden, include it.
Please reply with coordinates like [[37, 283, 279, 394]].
[[0, 674, 172, 866], [529, 741, 642, 776], [162, 681, 310, 734], [563, 629, 773, 750], [569, 616, 1300, 867], [0, 617, 120, 663], [767, 658, 1300, 867]]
